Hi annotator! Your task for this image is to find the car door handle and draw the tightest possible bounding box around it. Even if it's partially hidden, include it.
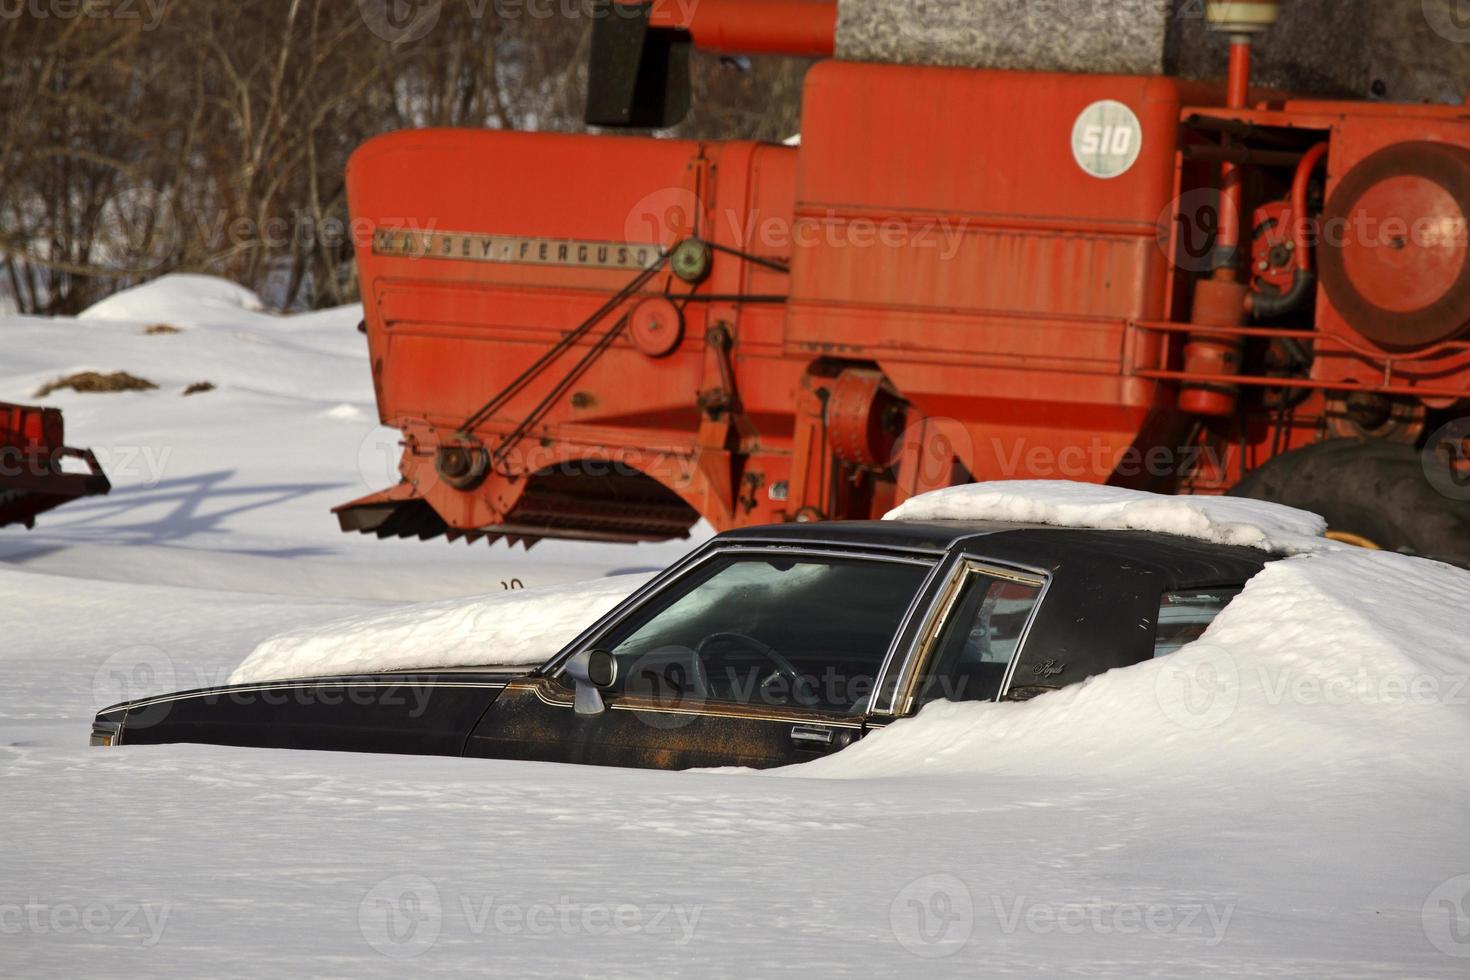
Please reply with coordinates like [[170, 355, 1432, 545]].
[[790, 724, 835, 746]]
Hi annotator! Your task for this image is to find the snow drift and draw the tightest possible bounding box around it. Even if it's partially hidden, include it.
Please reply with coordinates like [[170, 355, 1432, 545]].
[[801, 547, 1470, 781], [78, 273, 268, 327], [884, 480, 1333, 555], [229, 574, 651, 684]]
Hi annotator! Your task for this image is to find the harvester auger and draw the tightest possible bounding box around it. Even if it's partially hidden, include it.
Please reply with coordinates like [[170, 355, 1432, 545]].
[[336, 0, 1470, 560], [0, 402, 110, 530]]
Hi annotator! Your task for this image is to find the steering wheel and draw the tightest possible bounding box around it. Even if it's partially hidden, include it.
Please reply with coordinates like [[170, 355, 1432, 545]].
[[694, 631, 811, 706]]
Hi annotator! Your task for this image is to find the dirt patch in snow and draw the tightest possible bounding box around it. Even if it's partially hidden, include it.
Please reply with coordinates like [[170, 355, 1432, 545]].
[[143, 323, 182, 335], [34, 371, 158, 397], [182, 381, 216, 396]]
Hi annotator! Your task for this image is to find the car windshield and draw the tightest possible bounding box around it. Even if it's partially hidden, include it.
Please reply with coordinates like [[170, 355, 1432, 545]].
[[582, 551, 931, 713]]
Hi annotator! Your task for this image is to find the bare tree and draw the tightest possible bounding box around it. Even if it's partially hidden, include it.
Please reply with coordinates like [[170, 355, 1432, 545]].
[[0, 1, 808, 314]]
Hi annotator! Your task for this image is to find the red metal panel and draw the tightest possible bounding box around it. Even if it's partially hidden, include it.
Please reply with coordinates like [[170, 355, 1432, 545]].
[[789, 63, 1185, 482], [347, 128, 805, 538]]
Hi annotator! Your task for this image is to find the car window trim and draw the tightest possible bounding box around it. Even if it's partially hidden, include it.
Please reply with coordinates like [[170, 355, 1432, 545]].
[[883, 555, 1053, 717], [524, 676, 870, 728], [541, 543, 940, 714]]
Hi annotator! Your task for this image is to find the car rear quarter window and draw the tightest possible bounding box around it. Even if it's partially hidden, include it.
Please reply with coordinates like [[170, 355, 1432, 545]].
[[1152, 587, 1243, 658], [913, 569, 1044, 706]]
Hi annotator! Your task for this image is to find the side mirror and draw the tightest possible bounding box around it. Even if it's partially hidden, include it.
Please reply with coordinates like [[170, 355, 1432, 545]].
[[564, 650, 618, 715]]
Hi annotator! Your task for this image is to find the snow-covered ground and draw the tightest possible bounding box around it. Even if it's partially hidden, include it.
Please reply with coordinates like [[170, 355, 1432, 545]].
[[4, 277, 1470, 977]]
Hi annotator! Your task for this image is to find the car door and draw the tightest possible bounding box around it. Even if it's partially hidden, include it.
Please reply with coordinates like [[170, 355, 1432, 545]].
[[464, 547, 939, 770]]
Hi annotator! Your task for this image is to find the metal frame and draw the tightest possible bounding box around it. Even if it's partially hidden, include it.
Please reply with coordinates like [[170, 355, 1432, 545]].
[[878, 554, 1053, 718], [1130, 318, 1470, 400], [541, 540, 941, 717]]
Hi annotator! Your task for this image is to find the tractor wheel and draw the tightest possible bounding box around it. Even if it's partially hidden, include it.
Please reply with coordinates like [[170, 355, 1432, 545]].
[[1228, 438, 1470, 563]]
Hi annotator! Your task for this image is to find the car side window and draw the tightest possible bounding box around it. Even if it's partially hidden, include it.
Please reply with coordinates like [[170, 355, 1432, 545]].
[[1152, 587, 1243, 658], [593, 554, 932, 713], [915, 571, 1043, 706]]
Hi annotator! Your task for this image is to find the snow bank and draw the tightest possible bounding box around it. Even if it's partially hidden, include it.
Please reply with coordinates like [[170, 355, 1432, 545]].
[[78, 273, 267, 327], [801, 548, 1470, 780], [885, 480, 1331, 555], [229, 574, 651, 684]]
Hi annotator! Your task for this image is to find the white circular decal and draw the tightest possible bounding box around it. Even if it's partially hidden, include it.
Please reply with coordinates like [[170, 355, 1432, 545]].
[[1072, 100, 1143, 180]]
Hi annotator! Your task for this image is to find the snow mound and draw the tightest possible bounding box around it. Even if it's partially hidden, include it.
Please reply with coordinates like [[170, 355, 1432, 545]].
[[78, 274, 267, 327], [229, 574, 651, 684], [799, 548, 1470, 781], [884, 480, 1331, 555]]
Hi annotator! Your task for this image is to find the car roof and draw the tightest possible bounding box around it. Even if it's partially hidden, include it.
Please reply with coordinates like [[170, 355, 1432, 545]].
[[717, 519, 1273, 589]]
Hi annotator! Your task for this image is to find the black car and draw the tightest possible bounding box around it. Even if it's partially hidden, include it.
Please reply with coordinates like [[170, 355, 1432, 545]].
[[91, 521, 1269, 770]]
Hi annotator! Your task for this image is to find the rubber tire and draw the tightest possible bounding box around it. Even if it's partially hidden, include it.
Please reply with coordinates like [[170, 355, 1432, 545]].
[[1229, 439, 1470, 564]]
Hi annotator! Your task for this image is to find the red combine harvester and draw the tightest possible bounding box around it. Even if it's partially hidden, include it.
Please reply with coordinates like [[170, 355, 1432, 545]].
[[0, 403, 110, 530], [337, 0, 1470, 560]]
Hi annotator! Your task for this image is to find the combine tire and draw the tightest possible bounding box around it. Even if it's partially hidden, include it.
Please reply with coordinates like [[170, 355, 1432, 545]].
[[1229, 438, 1470, 563]]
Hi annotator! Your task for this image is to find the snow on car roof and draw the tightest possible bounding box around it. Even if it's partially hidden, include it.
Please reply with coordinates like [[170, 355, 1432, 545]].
[[883, 480, 1332, 556]]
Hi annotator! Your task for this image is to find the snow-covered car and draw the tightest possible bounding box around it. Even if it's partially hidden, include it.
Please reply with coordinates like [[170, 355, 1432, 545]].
[[91, 520, 1270, 769]]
